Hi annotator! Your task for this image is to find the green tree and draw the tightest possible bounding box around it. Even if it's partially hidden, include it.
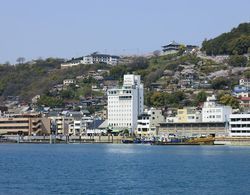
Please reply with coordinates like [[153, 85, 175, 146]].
[[16, 57, 25, 64], [219, 94, 239, 109], [109, 65, 127, 80], [127, 57, 149, 71], [195, 91, 207, 105], [228, 55, 248, 67], [37, 95, 64, 107], [243, 70, 250, 79], [211, 77, 230, 90], [150, 92, 166, 107], [201, 23, 250, 55]]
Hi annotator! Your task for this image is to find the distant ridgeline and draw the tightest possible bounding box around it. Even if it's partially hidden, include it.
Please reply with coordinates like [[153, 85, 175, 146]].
[[201, 23, 250, 55]]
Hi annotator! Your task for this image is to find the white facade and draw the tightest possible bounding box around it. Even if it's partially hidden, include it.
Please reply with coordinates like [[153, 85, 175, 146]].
[[83, 53, 119, 65], [63, 79, 76, 86], [73, 120, 82, 135], [61, 53, 119, 68], [202, 95, 232, 123], [108, 74, 144, 133], [136, 108, 165, 137], [239, 78, 250, 88], [83, 56, 93, 64], [61, 60, 84, 68], [229, 114, 250, 137]]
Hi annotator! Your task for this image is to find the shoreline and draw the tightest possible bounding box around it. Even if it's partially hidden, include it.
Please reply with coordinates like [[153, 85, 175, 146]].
[[1, 141, 250, 146], [2, 135, 250, 146]]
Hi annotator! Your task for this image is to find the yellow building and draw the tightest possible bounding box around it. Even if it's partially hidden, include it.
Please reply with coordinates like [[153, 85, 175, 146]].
[[177, 107, 202, 123]]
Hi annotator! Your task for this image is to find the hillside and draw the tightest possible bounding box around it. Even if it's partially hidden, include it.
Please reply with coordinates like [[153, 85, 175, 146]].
[[0, 58, 107, 101], [0, 52, 249, 104], [202, 23, 250, 55], [0, 21, 250, 109]]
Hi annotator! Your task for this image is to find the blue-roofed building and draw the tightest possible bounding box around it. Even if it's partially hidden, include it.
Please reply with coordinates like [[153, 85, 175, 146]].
[[233, 85, 248, 93]]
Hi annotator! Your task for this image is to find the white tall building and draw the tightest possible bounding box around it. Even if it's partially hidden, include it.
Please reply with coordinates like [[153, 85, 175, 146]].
[[202, 95, 232, 123], [108, 74, 144, 133]]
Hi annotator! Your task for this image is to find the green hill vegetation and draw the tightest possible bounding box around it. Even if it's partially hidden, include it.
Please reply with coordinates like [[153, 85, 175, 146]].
[[0, 50, 248, 107], [202, 23, 250, 55], [0, 58, 107, 101], [0, 22, 249, 109]]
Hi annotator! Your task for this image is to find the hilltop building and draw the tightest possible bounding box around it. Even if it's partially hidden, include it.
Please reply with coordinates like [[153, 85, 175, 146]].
[[162, 41, 181, 55], [162, 41, 198, 55], [61, 52, 120, 68], [107, 74, 144, 133], [61, 57, 84, 68]]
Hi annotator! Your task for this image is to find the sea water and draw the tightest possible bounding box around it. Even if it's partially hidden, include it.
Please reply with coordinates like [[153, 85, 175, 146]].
[[0, 144, 250, 195]]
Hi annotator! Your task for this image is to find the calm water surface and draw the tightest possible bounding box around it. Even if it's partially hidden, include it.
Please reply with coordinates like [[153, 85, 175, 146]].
[[0, 144, 250, 195]]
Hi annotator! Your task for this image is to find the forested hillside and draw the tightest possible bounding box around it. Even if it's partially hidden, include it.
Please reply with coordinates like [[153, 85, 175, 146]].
[[0, 58, 106, 101], [202, 23, 250, 55]]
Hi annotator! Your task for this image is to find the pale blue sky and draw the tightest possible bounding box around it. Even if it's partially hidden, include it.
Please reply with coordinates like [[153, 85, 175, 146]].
[[1, 0, 250, 63]]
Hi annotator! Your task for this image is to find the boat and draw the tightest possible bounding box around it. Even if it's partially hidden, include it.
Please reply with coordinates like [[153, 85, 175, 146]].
[[122, 139, 134, 144]]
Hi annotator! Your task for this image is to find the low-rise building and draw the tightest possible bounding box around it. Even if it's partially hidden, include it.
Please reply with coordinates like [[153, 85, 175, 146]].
[[0, 113, 50, 135], [202, 95, 232, 123], [135, 108, 165, 137], [229, 114, 250, 137], [157, 122, 226, 137], [177, 107, 202, 123], [63, 79, 76, 86], [61, 53, 120, 68], [239, 78, 250, 88], [61, 57, 84, 69], [84, 52, 120, 65], [234, 91, 249, 98], [239, 97, 250, 109], [49, 115, 74, 135]]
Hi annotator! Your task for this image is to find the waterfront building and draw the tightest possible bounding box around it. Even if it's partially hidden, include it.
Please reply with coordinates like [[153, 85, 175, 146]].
[[229, 113, 250, 137], [0, 113, 50, 135], [135, 108, 165, 137], [202, 95, 232, 123], [107, 74, 144, 133], [157, 122, 226, 137], [177, 107, 202, 123], [48, 115, 74, 135]]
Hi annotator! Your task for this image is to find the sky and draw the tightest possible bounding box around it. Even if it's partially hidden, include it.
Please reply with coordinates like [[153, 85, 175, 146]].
[[0, 0, 250, 63]]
